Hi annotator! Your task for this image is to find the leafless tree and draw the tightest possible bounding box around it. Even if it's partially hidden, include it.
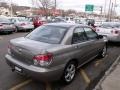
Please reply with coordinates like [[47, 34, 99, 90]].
[[36, 0, 55, 18]]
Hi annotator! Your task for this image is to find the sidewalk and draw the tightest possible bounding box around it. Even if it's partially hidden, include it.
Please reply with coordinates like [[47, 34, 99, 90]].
[[94, 55, 120, 90]]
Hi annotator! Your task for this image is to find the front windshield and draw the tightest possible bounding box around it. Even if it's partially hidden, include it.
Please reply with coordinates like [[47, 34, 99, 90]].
[[26, 25, 68, 44]]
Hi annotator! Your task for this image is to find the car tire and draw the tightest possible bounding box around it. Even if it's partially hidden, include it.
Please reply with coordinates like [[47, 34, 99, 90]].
[[99, 44, 107, 58], [61, 61, 76, 84], [10, 31, 13, 34], [15, 27, 19, 32]]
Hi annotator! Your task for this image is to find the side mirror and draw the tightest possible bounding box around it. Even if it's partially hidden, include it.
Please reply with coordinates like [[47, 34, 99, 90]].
[[97, 35, 103, 39]]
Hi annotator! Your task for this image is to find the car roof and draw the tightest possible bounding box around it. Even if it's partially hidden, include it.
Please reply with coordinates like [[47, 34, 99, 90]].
[[45, 23, 88, 28], [103, 22, 120, 24], [102, 22, 120, 25]]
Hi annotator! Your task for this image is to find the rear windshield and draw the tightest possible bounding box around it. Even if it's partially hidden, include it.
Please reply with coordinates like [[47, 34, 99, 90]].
[[17, 18, 27, 22], [0, 18, 10, 23], [26, 25, 68, 44], [100, 24, 112, 28], [100, 23, 120, 28]]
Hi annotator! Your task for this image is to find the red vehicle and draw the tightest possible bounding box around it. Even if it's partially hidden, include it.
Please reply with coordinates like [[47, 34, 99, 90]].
[[33, 17, 47, 28]]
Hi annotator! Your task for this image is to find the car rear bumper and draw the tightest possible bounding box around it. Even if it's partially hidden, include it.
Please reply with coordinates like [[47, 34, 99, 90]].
[[0, 28, 14, 32], [98, 33, 120, 42], [18, 25, 34, 30], [105, 34, 120, 42], [107, 36, 120, 42], [5, 54, 65, 81]]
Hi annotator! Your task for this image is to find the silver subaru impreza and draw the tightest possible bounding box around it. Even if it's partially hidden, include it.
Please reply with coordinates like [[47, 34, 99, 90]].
[[5, 23, 107, 84]]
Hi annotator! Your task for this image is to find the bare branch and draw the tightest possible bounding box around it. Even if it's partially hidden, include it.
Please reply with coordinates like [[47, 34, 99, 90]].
[[34, 0, 55, 18]]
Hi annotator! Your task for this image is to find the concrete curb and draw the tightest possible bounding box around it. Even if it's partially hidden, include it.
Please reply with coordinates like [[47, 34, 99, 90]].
[[94, 55, 120, 90]]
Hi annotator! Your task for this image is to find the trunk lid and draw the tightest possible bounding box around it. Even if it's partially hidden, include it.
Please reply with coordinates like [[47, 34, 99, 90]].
[[96, 27, 113, 35], [10, 37, 58, 65]]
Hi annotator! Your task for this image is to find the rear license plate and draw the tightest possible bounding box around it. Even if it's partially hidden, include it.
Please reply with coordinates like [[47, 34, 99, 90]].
[[15, 66, 22, 72]]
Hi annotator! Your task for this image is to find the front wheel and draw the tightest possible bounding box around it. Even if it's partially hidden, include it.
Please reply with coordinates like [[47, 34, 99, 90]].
[[61, 61, 76, 84], [99, 44, 107, 58]]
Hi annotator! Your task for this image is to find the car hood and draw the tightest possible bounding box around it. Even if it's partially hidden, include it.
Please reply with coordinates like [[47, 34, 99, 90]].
[[10, 37, 60, 54]]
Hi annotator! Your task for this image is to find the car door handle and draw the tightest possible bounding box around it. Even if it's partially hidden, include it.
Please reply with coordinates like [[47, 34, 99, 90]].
[[74, 46, 79, 49]]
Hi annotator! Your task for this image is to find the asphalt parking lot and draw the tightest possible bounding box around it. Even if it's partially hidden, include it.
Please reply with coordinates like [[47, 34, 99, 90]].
[[0, 32, 120, 90]]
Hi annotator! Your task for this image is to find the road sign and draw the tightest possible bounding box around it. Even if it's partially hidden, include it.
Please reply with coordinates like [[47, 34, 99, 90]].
[[85, 5, 94, 12]]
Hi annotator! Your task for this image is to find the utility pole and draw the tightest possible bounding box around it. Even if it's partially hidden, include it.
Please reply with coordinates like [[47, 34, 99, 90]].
[[100, 6, 103, 15], [113, 0, 116, 19], [108, 0, 111, 21], [55, 0, 56, 10], [110, 3, 113, 21], [10, 0, 13, 17], [54, 0, 56, 17], [31, 0, 34, 16]]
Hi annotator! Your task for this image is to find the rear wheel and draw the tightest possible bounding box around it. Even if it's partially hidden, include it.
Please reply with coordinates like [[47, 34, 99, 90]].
[[61, 61, 76, 84], [15, 26, 19, 32]]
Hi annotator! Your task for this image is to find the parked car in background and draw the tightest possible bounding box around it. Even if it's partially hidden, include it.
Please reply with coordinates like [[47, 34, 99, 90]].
[[32, 17, 47, 28], [96, 22, 120, 42], [48, 17, 66, 23], [65, 17, 75, 23], [0, 17, 16, 34], [74, 18, 82, 24], [5, 23, 107, 84], [94, 20, 105, 27], [26, 17, 34, 25], [8, 17, 34, 32]]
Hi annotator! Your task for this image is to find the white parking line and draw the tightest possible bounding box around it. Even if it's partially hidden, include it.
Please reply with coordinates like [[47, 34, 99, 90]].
[[80, 69, 91, 84], [9, 79, 32, 90]]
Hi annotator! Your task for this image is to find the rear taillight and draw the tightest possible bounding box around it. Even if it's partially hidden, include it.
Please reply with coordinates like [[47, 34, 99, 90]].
[[97, 29, 99, 31], [111, 30, 119, 34], [115, 30, 119, 34], [0, 24, 3, 29], [20, 23, 26, 26], [38, 21, 40, 23], [0, 24, 3, 26], [33, 53, 53, 66]]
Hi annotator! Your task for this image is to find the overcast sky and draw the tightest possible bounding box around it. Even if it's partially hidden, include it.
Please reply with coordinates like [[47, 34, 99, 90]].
[[5, 0, 120, 15]]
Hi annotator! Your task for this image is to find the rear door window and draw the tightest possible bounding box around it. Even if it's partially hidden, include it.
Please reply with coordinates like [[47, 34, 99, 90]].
[[72, 27, 87, 44]]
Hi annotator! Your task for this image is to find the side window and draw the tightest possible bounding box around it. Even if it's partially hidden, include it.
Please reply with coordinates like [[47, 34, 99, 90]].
[[11, 19, 16, 23], [84, 28, 98, 40], [72, 27, 87, 44]]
